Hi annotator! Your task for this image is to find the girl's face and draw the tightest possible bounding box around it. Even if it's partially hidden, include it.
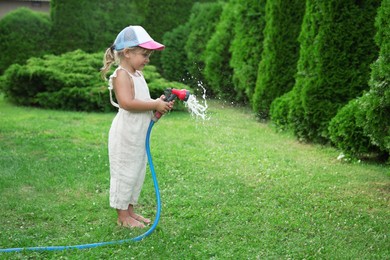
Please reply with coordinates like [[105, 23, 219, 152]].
[[124, 48, 152, 72]]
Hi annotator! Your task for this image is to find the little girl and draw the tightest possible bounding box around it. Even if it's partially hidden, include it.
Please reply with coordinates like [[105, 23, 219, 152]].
[[101, 25, 174, 228]]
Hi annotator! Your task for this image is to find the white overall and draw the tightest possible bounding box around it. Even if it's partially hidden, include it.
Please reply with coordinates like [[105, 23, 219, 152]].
[[108, 66, 152, 210]]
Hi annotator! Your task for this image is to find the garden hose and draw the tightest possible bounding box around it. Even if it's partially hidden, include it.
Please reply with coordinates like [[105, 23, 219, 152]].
[[0, 120, 160, 253]]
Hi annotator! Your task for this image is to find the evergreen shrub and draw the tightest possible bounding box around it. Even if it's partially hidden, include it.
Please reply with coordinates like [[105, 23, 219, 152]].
[[0, 7, 51, 74], [282, 0, 320, 140], [328, 99, 380, 158], [328, 0, 389, 160], [185, 2, 223, 95], [161, 24, 191, 83], [140, 0, 217, 45], [203, 0, 237, 101], [269, 91, 294, 130], [138, 0, 202, 69], [288, 0, 380, 143], [360, 0, 390, 156], [253, 0, 305, 119], [360, 60, 390, 155], [50, 0, 143, 54], [229, 0, 266, 104], [0, 50, 188, 112]]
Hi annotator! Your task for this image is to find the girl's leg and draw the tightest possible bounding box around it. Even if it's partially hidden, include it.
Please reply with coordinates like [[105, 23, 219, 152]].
[[127, 204, 151, 224], [117, 209, 145, 228]]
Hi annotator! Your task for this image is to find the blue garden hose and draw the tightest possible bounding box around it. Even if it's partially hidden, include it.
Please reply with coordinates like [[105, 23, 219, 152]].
[[0, 120, 160, 253]]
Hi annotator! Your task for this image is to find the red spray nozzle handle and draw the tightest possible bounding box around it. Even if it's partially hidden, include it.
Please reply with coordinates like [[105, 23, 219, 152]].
[[154, 88, 190, 122], [164, 88, 190, 102], [171, 89, 190, 101]]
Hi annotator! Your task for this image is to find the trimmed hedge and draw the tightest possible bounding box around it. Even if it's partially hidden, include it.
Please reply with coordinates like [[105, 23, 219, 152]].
[[229, 0, 266, 104], [269, 91, 294, 131], [252, 0, 305, 119], [328, 0, 389, 160], [0, 8, 51, 74], [185, 2, 224, 95], [50, 0, 143, 54], [0, 50, 108, 110], [269, 1, 318, 138], [203, 0, 237, 101], [138, 0, 201, 69], [161, 24, 191, 83], [288, 0, 380, 143], [0, 50, 189, 112], [140, 0, 216, 45], [361, 0, 390, 155], [328, 98, 380, 158]]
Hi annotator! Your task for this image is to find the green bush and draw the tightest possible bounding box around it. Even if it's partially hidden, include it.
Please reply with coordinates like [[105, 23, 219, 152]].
[[0, 7, 51, 74], [288, 0, 380, 143], [140, 0, 217, 46], [252, 0, 305, 119], [270, 91, 294, 130], [1, 50, 107, 110], [161, 24, 191, 83], [229, 0, 266, 104], [361, 61, 390, 154], [138, 0, 209, 69], [50, 0, 143, 54], [185, 2, 224, 94], [329, 57, 390, 161], [328, 0, 389, 160], [360, 0, 390, 155], [284, 0, 320, 141], [0, 50, 188, 112], [328, 98, 380, 158], [203, 0, 237, 101]]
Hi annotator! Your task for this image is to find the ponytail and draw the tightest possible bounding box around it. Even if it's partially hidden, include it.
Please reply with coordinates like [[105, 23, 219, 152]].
[[100, 45, 116, 80]]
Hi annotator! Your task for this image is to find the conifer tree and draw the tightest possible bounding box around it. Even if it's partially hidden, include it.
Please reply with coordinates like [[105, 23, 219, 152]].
[[289, 0, 380, 143], [328, 0, 389, 159], [161, 24, 191, 83], [0, 8, 50, 74], [203, 0, 238, 100], [229, 0, 266, 104], [253, 0, 305, 119], [185, 2, 223, 92], [50, 0, 142, 54]]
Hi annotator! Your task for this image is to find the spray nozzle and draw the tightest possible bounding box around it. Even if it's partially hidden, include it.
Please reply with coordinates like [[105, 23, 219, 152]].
[[152, 88, 191, 122], [164, 88, 190, 102]]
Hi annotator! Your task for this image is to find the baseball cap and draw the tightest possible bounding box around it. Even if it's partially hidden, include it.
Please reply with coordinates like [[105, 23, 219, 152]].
[[113, 25, 165, 51]]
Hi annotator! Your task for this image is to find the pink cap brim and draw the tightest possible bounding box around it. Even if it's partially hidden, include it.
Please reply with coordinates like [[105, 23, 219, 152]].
[[139, 40, 165, 50]]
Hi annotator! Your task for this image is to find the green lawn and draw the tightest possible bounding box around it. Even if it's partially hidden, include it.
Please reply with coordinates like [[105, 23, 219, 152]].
[[0, 97, 389, 259]]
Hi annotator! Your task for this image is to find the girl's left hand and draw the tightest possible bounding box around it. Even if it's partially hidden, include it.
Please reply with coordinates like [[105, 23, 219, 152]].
[[160, 95, 175, 111]]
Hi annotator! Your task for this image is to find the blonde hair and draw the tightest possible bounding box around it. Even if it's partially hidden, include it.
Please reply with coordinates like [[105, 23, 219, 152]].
[[100, 45, 153, 80]]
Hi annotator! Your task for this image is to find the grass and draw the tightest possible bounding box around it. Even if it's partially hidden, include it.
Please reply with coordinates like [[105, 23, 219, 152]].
[[0, 96, 389, 259]]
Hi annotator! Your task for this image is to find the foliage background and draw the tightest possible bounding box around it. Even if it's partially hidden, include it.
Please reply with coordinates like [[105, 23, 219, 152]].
[[0, 8, 51, 74], [252, 0, 305, 119], [288, 0, 380, 143], [328, 0, 390, 159], [0, 0, 388, 160], [203, 0, 237, 101], [229, 0, 266, 104]]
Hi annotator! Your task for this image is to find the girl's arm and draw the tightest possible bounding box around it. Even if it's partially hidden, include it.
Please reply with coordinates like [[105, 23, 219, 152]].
[[113, 69, 170, 113]]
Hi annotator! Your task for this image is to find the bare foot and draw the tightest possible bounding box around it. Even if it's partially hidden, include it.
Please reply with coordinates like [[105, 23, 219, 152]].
[[127, 204, 151, 224], [117, 216, 145, 228], [116, 209, 145, 228], [129, 212, 151, 225]]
